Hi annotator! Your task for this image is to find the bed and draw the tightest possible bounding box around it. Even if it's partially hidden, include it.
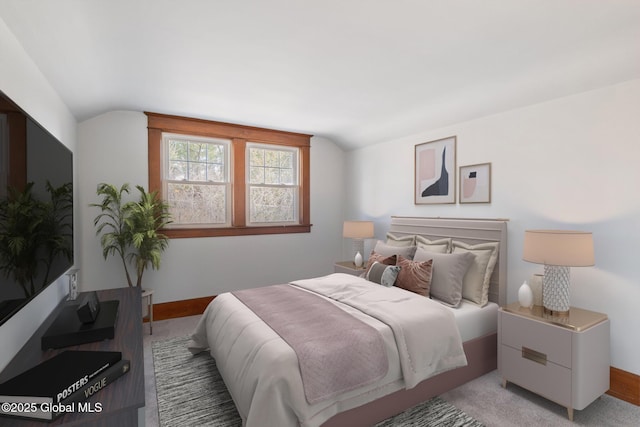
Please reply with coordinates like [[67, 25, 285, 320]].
[[189, 216, 508, 427]]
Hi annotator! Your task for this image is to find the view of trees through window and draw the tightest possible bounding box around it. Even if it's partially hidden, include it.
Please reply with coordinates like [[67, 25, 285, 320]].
[[146, 112, 311, 238], [165, 136, 229, 225], [248, 145, 297, 223], [163, 137, 299, 226]]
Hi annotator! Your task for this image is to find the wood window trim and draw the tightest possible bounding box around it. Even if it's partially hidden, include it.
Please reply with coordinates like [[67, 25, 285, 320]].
[[146, 112, 312, 238]]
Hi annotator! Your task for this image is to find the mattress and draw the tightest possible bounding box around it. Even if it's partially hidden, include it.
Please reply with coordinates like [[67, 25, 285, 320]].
[[448, 300, 499, 342]]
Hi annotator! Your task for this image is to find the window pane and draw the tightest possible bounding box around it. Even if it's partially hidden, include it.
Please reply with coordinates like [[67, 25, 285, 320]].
[[280, 151, 293, 168], [169, 160, 188, 180], [280, 168, 293, 185], [208, 144, 223, 163], [189, 162, 207, 181], [249, 166, 264, 184], [167, 183, 227, 224], [265, 150, 279, 167], [250, 148, 264, 166], [249, 186, 295, 223], [265, 167, 280, 184], [207, 163, 224, 182], [188, 142, 208, 162], [169, 140, 188, 161]]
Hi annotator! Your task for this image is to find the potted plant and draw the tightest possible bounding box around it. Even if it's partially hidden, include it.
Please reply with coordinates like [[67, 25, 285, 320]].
[[91, 183, 171, 288], [125, 185, 172, 287]]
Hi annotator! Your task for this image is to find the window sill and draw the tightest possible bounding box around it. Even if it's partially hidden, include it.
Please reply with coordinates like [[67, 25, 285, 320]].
[[162, 224, 312, 239]]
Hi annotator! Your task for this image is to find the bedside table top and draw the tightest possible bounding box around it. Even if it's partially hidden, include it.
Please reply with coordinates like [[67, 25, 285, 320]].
[[335, 261, 366, 270], [501, 302, 608, 332]]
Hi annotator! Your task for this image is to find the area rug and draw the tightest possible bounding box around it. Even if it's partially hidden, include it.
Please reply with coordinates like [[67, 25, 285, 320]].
[[152, 336, 484, 427]]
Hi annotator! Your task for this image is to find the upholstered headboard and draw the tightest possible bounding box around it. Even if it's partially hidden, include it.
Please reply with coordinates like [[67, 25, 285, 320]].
[[388, 216, 508, 306]]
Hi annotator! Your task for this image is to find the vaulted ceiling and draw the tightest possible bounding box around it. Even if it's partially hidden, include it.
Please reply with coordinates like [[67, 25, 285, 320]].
[[2, 0, 639, 150]]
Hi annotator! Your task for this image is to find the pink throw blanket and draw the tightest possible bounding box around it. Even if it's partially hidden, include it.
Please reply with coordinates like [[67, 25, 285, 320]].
[[233, 284, 388, 404]]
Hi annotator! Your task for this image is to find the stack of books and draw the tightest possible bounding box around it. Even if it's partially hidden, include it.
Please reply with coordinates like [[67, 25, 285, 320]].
[[0, 351, 130, 422]]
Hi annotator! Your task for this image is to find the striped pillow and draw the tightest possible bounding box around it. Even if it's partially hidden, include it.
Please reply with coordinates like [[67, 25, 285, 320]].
[[366, 262, 401, 287]]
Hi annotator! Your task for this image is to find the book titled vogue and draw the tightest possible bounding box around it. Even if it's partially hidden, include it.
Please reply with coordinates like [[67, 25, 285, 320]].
[[0, 350, 129, 421]]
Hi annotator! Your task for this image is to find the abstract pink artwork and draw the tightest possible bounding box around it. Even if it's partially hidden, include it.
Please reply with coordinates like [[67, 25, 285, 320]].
[[459, 163, 491, 203], [414, 136, 456, 204], [419, 149, 436, 181]]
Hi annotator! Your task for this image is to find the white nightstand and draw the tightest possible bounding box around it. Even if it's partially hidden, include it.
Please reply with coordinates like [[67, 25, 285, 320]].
[[334, 261, 366, 276], [498, 302, 610, 421]]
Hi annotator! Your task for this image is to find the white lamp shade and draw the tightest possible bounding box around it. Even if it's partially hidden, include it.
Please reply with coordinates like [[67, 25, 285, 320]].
[[343, 221, 374, 239], [523, 230, 594, 267]]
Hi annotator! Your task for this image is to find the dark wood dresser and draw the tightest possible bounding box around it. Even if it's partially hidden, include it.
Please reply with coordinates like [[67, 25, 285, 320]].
[[0, 287, 144, 426]]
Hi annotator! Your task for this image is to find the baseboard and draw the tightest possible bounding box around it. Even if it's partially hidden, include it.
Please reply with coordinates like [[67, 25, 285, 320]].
[[149, 295, 215, 321], [607, 366, 640, 406], [147, 296, 640, 407]]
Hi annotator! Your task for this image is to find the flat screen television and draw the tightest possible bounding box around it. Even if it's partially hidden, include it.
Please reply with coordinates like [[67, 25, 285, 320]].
[[0, 91, 73, 326]]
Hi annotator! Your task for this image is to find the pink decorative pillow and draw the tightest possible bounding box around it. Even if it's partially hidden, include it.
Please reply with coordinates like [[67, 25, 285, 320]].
[[394, 255, 433, 296]]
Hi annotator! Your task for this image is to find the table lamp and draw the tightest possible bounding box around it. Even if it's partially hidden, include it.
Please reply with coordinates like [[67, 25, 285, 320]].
[[343, 221, 374, 267], [523, 230, 594, 316]]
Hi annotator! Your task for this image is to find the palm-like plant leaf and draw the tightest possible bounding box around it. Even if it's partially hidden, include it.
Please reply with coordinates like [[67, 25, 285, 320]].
[[91, 183, 171, 288], [125, 186, 172, 287], [90, 183, 134, 287]]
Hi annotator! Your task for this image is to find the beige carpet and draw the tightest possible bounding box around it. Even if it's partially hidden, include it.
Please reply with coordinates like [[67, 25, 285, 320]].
[[441, 370, 640, 426]]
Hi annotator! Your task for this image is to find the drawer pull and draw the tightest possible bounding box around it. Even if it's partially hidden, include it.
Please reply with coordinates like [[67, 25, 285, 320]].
[[522, 347, 547, 365]]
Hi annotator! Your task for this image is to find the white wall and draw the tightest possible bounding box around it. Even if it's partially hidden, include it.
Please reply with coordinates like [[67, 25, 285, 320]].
[[344, 78, 640, 376], [77, 112, 345, 302], [0, 17, 77, 371]]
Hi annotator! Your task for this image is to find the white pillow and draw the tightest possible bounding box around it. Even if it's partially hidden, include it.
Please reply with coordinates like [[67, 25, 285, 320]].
[[385, 232, 415, 247], [452, 240, 499, 307], [373, 240, 417, 259], [415, 235, 451, 254]]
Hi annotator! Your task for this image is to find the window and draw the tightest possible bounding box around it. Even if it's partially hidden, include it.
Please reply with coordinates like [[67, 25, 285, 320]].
[[247, 143, 298, 224], [146, 113, 311, 238], [163, 134, 230, 226]]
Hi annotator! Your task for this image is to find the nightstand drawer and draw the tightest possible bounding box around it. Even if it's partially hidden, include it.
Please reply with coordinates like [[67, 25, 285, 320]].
[[501, 344, 572, 407], [501, 311, 572, 368]]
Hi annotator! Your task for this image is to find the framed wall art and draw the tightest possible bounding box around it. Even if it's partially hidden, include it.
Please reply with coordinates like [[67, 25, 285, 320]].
[[459, 162, 491, 204], [414, 136, 456, 204]]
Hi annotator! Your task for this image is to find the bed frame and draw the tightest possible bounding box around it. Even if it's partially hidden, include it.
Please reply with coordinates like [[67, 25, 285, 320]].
[[323, 216, 508, 427]]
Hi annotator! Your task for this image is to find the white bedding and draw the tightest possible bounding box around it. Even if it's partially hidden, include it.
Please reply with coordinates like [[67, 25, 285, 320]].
[[188, 273, 467, 427], [448, 300, 499, 342]]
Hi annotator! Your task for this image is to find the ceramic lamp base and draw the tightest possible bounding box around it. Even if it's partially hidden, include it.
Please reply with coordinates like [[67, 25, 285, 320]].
[[543, 264, 571, 315]]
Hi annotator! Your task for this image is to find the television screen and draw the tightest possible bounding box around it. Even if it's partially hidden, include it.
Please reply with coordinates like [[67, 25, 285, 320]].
[[0, 91, 73, 326]]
